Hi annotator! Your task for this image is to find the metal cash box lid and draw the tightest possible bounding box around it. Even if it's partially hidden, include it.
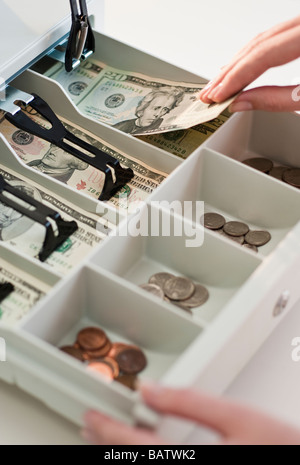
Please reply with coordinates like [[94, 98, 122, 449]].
[[0, 0, 92, 86]]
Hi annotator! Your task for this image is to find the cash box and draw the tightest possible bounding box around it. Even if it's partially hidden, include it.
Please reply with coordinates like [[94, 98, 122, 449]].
[[1, 0, 300, 443]]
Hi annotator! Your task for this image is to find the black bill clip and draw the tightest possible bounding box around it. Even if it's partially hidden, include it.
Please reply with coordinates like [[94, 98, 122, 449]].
[[4, 92, 134, 201], [65, 0, 95, 72], [0, 282, 14, 303], [0, 175, 78, 262]]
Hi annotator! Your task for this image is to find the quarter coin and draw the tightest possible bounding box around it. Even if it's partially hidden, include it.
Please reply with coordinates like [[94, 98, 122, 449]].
[[223, 221, 249, 237], [139, 283, 165, 299], [243, 157, 273, 173], [201, 212, 226, 230], [149, 272, 175, 290], [163, 276, 195, 301], [179, 283, 209, 308], [283, 168, 300, 188], [245, 230, 271, 247]]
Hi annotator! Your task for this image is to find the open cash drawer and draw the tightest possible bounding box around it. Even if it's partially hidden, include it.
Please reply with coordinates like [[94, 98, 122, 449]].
[[1, 0, 300, 443]]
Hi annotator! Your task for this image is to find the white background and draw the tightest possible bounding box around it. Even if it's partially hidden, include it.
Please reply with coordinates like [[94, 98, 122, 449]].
[[1, 0, 300, 444]]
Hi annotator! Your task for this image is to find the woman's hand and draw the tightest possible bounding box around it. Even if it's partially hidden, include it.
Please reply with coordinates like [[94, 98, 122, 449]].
[[81, 382, 300, 445], [198, 15, 300, 112]]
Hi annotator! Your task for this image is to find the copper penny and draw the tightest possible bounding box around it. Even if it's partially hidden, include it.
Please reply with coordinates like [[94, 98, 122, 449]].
[[83, 339, 112, 360], [115, 374, 138, 390], [60, 345, 85, 361], [243, 157, 273, 173], [108, 342, 132, 359], [76, 326, 107, 351], [115, 347, 147, 375], [87, 361, 115, 380]]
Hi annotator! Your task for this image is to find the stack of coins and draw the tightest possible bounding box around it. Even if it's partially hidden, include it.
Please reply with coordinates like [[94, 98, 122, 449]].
[[139, 272, 209, 313], [59, 326, 147, 390], [201, 212, 271, 251], [242, 157, 300, 189]]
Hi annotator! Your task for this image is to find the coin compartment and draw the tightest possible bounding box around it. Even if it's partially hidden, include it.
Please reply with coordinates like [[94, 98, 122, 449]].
[[204, 110, 300, 179], [89, 204, 262, 322], [18, 263, 201, 382], [150, 146, 300, 256]]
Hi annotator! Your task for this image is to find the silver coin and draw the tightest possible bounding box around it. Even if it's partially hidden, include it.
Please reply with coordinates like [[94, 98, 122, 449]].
[[178, 283, 209, 308], [201, 212, 226, 230], [243, 157, 273, 173], [149, 272, 175, 290], [139, 283, 164, 299], [243, 243, 258, 252], [171, 301, 193, 314], [220, 230, 245, 244], [245, 230, 271, 247], [223, 221, 249, 237], [282, 168, 300, 188], [163, 276, 195, 301], [269, 166, 288, 181]]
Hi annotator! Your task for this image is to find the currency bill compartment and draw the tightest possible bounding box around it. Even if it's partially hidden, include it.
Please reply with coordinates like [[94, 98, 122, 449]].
[[1, 263, 201, 427], [149, 146, 300, 257]]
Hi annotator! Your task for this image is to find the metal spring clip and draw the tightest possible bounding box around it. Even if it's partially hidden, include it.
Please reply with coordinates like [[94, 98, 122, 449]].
[[4, 91, 134, 201], [65, 0, 95, 72], [0, 175, 78, 262], [0, 282, 14, 303]]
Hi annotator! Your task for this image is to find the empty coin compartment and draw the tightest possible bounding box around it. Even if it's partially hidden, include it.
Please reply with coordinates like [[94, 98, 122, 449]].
[[89, 204, 262, 322], [150, 147, 300, 256], [204, 110, 300, 183]]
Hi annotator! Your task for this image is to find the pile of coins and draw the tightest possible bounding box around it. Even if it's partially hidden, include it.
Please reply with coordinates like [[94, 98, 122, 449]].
[[59, 326, 147, 390], [139, 272, 209, 313], [201, 212, 271, 251], [242, 157, 300, 188]]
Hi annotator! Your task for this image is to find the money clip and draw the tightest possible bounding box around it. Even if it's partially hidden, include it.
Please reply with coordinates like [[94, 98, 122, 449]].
[[65, 0, 95, 72], [0, 175, 78, 262], [0, 282, 14, 303], [4, 91, 134, 202]]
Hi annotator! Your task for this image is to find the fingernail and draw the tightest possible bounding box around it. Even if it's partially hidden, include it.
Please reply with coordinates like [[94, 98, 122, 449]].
[[229, 101, 253, 112], [207, 82, 224, 101]]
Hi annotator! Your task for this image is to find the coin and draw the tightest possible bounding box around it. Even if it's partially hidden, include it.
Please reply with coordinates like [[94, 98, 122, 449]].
[[223, 221, 249, 237], [243, 157, 273, 173], [115, 347, 147, 375], [139, 283, 165, 299], [283, 168, 300, 188], [76, 327, 107, 351], [243, 243, 258, 252], [115, 374, 138, 390], [87, 360, 115, 380], [269, 166, 288, 180], [108, 342, 132, 359], [245, 230, 271, 247], [60, 345, 85, 361], [163, 276, 195, 301], [83, 339, 112, 360], [171, 301, 193, 314], [178, 283, 209, 308], [149, 272, 175, 290], [220, 230, 245, 244], [201, 212, 226, 230]]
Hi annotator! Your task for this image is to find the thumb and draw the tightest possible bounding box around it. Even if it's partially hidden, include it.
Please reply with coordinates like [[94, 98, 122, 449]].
[[229, 85, 300, 112]]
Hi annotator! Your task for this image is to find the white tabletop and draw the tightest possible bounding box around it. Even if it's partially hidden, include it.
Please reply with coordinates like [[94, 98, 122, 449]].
[[1, 0, 300, 445]]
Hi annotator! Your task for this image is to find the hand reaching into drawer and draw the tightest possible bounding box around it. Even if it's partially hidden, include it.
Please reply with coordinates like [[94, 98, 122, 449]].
[[81, 382, 300, 445], [199, 15, 300, 113]]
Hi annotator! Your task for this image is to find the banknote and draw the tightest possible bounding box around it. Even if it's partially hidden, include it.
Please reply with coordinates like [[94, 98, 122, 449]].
[[0, 109, 167, 214], [42, 57, 233, 135], [0, 165, 113, 275], [138, 109, 231, 159], [0, 258, 51, 325]]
